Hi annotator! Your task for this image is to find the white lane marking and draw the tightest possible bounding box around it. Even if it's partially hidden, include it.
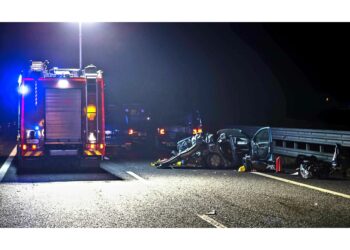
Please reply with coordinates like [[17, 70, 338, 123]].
[[197, 214, 227, 228], [0, 146, 17, 182], [126, 171, 147, 182], [252, 172, 350, 199]]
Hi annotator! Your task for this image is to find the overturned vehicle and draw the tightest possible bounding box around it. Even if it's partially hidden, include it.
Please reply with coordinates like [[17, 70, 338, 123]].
[[153, 129, 250, 168]]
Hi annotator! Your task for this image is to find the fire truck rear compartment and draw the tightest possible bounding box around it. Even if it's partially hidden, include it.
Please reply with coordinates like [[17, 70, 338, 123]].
[[45, 88, 82, 155]]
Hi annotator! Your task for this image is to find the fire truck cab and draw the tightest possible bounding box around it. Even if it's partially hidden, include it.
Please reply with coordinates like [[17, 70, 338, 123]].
[[17, 61, 105, 170]]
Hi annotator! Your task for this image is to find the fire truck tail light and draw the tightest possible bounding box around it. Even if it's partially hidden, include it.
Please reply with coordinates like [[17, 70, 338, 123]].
[[31, 145, 37, 150], [22, 144, 27, 150], [99, 144, 104, 150], [128, 129, 134, 135], [159, 128, 166, 135]]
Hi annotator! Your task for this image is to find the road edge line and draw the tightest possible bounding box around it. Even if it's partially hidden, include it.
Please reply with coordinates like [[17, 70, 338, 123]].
[[0, 146, 17, 182], [252, 172, 350, 199], [197, 214, 227, 228], [126, 171, 147, 182]]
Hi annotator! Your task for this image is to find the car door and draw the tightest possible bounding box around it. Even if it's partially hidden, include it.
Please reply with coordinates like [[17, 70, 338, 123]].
[[251, 127, 271, 161]]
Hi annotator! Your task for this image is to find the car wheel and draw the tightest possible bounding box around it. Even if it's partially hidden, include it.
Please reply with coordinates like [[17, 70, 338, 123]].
[[299, 161, 313, 179], [206, 153, 222, 168]]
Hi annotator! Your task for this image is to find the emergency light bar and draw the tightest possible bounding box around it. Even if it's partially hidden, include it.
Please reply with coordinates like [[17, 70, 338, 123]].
[[49, 67, 80, 78], [30, 61, 46, 72]]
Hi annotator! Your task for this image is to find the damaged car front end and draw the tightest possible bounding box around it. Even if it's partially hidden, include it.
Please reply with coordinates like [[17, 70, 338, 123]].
[[152, 128, 250, 168]]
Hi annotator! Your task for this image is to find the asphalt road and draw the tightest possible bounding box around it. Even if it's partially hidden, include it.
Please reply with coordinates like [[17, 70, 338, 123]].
[[0, 145, 350, 228]]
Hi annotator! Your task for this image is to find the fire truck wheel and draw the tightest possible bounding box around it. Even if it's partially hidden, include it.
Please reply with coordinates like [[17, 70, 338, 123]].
[[206, 153, 223, 168]]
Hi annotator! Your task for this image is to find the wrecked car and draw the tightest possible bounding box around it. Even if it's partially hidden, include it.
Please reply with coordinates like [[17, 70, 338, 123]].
[[153, 128, 250, 168]]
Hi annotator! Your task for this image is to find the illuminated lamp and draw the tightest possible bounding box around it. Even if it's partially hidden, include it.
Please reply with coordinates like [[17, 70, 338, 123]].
[[87, 105, 97, 121], [18, 85, 29, 95], [88, 132, 96, 143], [159, 128, 165, 135], [128, 129, 134, 135], [18, 74, 22, 85], [57, 79, 69, 88], [31, 145, 37, 150]]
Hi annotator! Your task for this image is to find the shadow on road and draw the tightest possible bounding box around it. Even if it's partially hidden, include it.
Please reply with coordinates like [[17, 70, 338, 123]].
[[2, 161, 124, 183]]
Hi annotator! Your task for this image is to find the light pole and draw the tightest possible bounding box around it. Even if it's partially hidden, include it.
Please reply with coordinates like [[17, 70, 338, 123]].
[[79, 22, 82, 69]]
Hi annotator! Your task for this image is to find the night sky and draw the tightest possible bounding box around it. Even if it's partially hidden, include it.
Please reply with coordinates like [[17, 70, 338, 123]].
[[1, 23, 349, 130]]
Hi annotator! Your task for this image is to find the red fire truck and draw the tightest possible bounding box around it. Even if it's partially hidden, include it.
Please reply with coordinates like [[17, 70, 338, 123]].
[[17, 61, 105, 170]]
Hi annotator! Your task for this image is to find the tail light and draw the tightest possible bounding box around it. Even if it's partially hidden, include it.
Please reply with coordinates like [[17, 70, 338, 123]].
[[22, 144, 27, 150], [193, 128, 203, 135], [158, 128, 165, 135], [99, 144, 105, 150], [128, 129, 134, 135], [31, 144, 37, 150], [87, 144, 96, 150]]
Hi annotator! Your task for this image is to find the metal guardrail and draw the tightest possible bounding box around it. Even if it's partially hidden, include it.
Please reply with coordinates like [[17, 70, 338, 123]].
[[271, 128, 350, 147], [235, 125, 350, 147]]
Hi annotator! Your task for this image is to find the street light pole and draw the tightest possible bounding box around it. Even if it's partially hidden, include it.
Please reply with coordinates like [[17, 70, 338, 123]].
[[79, 22, 82, 69]]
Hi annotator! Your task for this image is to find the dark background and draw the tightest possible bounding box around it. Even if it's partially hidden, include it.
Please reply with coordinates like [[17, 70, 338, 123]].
[[1, 23, 349, 132]]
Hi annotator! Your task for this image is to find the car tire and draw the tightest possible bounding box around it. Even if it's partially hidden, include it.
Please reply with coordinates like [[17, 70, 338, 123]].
[[299, 161, 313, 179], [206, 153, 222, 168]]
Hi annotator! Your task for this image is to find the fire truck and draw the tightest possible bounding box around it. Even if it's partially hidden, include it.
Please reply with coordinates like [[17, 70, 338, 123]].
[[17, 61, 105, 170]]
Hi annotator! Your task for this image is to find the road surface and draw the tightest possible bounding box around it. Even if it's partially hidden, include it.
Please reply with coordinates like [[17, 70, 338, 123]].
[[0, 144, 350, 228]]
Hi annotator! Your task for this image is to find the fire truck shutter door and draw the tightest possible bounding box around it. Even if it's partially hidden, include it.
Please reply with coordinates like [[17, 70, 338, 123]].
[[45, 89, 82, 142]]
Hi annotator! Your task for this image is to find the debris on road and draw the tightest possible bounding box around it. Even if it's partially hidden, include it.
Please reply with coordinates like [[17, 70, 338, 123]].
[[238, 165, 246, 172], [206, 210, 216, 215]]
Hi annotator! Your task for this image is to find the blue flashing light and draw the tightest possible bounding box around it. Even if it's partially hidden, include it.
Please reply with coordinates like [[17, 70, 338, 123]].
[[35, 126, 40, 131], [18, 74, 22, 85], [18, 85, 29, 95]]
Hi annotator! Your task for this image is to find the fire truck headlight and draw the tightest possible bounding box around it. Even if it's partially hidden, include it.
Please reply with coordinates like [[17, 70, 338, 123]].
[[57, 79, 69, 88], [18, 85, 29, 95]]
